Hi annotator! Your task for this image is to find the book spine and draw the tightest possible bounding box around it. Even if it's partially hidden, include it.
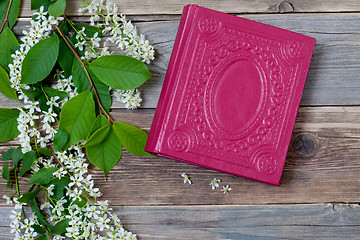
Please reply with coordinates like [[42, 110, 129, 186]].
[[145, 5, 195, 153]]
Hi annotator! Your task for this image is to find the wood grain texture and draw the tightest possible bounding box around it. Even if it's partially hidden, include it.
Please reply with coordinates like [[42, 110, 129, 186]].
[[0, 0, 358, 238], [18, 0, 360, 17], [3, 13, 360, 109], [1, 107, 359, 206], [0, 203, 359, 239]]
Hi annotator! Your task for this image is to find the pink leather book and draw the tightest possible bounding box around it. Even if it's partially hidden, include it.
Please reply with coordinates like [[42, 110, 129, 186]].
[[145, 4, 316, 185]]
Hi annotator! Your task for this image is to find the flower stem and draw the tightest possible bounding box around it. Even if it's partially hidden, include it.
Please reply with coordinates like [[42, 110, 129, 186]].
[[65, 17, 100, 57], [41, 185, 56, 206], [81, 190, 94, 206], [0, 0, 13, 33], [51, 150, 72, 178], [42, 224, 53, 240], [40, 85, 60, 125], [14, 168, 25, 218], [54, 24, 114, 124]]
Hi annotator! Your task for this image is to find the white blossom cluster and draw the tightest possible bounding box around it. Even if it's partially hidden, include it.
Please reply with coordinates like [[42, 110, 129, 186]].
[[5, 7, 138, 240], [8, 6, 63, 154], [78, 0, 155, 64], [47, 145, 136, 239], [76, 0, 156, 110], [114, 89, 142, 109], [3, 197, 39, 240], [70, 25, 144, 110]]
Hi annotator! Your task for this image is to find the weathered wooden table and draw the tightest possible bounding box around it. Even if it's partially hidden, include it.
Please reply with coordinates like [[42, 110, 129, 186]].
[[1, 0, 360, 239]]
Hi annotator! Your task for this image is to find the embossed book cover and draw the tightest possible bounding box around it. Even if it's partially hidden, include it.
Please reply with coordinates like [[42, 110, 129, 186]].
[[145, 4, 316, 185]]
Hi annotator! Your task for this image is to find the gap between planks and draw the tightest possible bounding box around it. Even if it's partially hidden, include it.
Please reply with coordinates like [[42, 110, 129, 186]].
[[3, 13, 360, 108], [18, 0, 360, 17], [0, 204, 360, 239], [0, 106, 359, 206]]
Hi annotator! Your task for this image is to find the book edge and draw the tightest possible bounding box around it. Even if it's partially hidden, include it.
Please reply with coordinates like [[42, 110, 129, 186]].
[[145, 5, 195, 153]]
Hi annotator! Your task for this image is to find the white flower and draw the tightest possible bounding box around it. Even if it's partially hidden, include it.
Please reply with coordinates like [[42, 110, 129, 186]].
[[40, 201, 51, 210], [46, 96, 60, 107], [3, 195, 13, 205], [90, 14, 100, 26], [53, 167, 67, 179], [65, 226, 79, 238], [24, 101, 41, 114], [97, 214, 110, 231], [52, 197, 67, 216], [84, 205, 100, 219], [23, 219, 34, 233], [74, 41, 86, 51], [180, 172, 191, 184], [47, 184, 55, 196], [42, 108, 57, 123], [69, 174, 84, 188], [69, 188, 82, 201], [76, 27, 86, 39], [90, 32, 101, 48], [33, 6, 47, 20], [221, 185, 232, 194], [209, 178, 221, 190]]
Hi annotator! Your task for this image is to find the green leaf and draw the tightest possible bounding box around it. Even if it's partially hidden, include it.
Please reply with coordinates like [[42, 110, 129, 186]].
[[21, 87, 42, 100], [69, 34, 85, 57], [0, 27, 19, 72], [0, 65, 18, 101], [85, 125, 109, 148], [72, 59, 91, 93], [28, 167, 58, 185], [89, 69, 111, 113], [49, 177, 70, 200], [59, 22, 68, 35], [86, 125, 122, 176], [21, 35, 60, 84], [89, 55, 152, 90], [53, 128, 68, 152], [12, 146, 23, 169], [30, 199, 52, 229], [58, 92, 95, 148], [48, 0, 66, 18], [38, 93, 49, 112], [58, 37, 75, 77], [38, 148, 52, 156], [2, 148, 15, 161], [31, 0, 49, 10], [51, 219, 69, 235], [19, 150, 36, 177], [87, 114, 108, 138], [113, 121, 151, 156], [2, 163, 11, 188], [34, 235, 47, 240], [71, 196, 86, 208], [32, 224, 46, 234], [74, 24, 102, 38], [43, 86, 68, 100], [0, 108, 19, 142], [0, 0, 20, 32], [18, 188, 41, 203]]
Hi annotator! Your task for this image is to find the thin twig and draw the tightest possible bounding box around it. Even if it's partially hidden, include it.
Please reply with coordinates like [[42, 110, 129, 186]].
[[54, 24, 114, 123], [0, 0, 13, 33]]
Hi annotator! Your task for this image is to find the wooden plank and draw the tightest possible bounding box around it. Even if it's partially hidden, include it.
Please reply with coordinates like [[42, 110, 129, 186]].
[[18, 0, 360, 17], [4, 13, 360, 109], [1, 106, 360, 206], [0, 204, 359, 239]]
